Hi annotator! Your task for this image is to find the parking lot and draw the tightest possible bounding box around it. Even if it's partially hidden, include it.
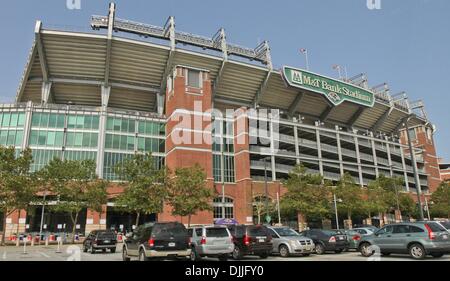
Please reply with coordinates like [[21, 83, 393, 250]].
[[1, 244, 449, 262]]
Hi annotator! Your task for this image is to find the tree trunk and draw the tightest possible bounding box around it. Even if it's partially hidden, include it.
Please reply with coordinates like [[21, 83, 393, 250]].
[[1, 210, 7, 246], [71, 212, 79, 244], [188, 215, 191, 228], [135, 212, 140, 228]]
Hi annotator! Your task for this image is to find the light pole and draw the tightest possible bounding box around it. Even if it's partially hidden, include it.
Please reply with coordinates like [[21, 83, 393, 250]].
[[39, 190, 47, 244], [334, 193, 340, 230], [404, 117, 425, 221], [221, 140, 226, 220], [263, 157, 271, 224]]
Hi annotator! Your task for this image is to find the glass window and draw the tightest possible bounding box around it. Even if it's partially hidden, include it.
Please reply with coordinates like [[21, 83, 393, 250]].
[[55, 132, 64, 147], [91, 133, 98, 148], [57, 115, 65, 128], [92, 116, 99, 130], [128, 120, 136, 133], [112, 135, 120, 150], [105, 134, 113, 149], [6, 131, 16, 146], [15, 131, 23, 146], [29, 131, 39, 145], [84, 116, 92, 129], [68, 116, 77, 129], [9, 114, 18, 127], [113, 119, 121, 131], [127, 136, 134, 151], [66, 132, 75, 147], [138, 122, 145, 134], [187, 69, 201, 88], [40, 114, 49, 128], [138, 137, 145, 152], [48, 114, 57, 128], [47, 132, 56, 146], [76, 116, 84, 129], [31, 113, 40, 127], [38, 131, 47, 146], [82, 133, 91, 147], [106, 118, 114, 131], [2, 113, 11, 127], [75, 133, 83, 147], [0, 131, 7, 145]]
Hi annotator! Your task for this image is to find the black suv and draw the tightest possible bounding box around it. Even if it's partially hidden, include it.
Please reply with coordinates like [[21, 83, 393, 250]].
[[122, 222, 191, 261], [300, 229, 348, 255], [227, 225, 273, 260], [83, 230, 117, 254]]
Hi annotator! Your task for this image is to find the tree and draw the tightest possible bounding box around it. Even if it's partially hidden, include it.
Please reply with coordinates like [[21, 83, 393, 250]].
[[41, 159, 108, 243], [0, 147, 37, 245], [334, 173, 364, 225], [115, 153, 169, 227], [253, 196, 277, 225], [363, 175, 399, 225], [430, 182, 450, 219], [398, 193, 416, 218], [280, 165, 331, 221], [167, 165, 215, 227]]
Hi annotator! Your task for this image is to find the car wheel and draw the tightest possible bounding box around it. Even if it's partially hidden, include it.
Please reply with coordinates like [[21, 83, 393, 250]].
[[232, 246, 243, 260], [139, 249, 148, 261], [218, 255, 228, 262], [315, 243, 325, 255], [381, 252, 391, 256], [122, 247, 131, 262], [359, 242, 374, 257], [102, 249, 107, 253], [90, 246, 95, 254], [302, 254, 311, 257], [190, 248, 200, 262], [335, 249, 343, 254], [83, 245, 88, 253], [431, 253, 444, 258], [279, 245, 290, 258], [409, 243, 426, 260], [259, 252, 269, 259], [110, 248, 116, 254]]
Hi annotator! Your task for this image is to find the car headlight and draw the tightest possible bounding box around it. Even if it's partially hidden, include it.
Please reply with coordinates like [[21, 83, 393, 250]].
[[289, 240, 298, 247]]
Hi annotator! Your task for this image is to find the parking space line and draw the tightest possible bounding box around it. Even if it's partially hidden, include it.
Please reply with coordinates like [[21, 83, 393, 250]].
[[39, 252, 51, 259]]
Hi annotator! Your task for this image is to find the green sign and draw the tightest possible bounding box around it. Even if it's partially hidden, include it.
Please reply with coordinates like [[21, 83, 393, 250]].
[[282, 66, 375, 108]]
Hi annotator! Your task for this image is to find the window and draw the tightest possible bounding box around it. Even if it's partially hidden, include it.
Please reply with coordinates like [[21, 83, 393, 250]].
[[213, 197, 234, 220], [408, 128, 417, 141], [187, 69, 201, 88]]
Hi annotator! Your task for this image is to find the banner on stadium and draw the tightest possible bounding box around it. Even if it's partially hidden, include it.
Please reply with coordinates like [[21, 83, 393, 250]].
[[282, 66, 375, 108]]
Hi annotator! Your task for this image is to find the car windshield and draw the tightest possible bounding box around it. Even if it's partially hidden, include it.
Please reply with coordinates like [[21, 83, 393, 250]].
[[248, 226, 267, 236], [426, 222, 446, 232], [273, 228, 299, 237], [440, 222, 450, 229], [206, 228, 229, 238], [97, 231, 116, 239]]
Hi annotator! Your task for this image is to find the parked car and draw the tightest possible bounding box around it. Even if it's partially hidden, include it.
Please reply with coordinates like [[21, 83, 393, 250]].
[[122, 222, 191, 261], [353, 227, 378, 236], [266, 226, 315, 257], [188, 226, 234, 261], [359, 222, 450, 259], [337, 229, 361, 251], [83, 230, 117, 254], [438, 221, 450, 232], [300, 229, 349, 255], [227, 225, 272, 260]]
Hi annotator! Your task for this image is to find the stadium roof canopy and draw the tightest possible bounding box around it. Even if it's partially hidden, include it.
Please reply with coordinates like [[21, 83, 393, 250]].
[[15, 3, 430, 134]]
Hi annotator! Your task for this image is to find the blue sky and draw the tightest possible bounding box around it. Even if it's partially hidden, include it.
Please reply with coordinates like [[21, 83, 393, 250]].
[[0, 0, 449, 161]]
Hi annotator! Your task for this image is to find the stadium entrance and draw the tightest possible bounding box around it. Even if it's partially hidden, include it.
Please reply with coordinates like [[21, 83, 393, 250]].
[[106, 207, 156, 234], [26, 207, 87, 234]]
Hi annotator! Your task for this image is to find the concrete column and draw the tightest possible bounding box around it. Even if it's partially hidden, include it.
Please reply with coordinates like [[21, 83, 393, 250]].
[[96, 86, 110, 178], [353, 131, 364, 187], [399, 143, 410, 191], [294, 124, 300, 165], [315, 124, 324, 177], [370, 133, 379, 178], [41, 81, 52, 105], [21, 101, 33, 149], [335, 126, 344, 176], [385, 136, 394, 177]]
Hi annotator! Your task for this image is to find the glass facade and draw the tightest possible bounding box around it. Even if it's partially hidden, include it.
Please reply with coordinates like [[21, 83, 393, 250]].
[[0, 112, 25, 147], [212, 118, 236, 183], [103, 117, 166, 181]]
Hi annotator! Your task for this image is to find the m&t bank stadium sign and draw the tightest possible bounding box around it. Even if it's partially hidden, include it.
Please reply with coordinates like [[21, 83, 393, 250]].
[[282, 66, 375, 108]]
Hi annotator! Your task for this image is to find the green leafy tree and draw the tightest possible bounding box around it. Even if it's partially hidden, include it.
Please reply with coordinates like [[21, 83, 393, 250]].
[[430, 182, 450, 219], [115, 153, 169, 227], [167, 165, 215, 227], [334, 173, 364, 224], [280, 165, 331, 221], [363, 175, 400, 225], [41, 159, 108, 242], [0, 147, 37, 245], [398, 193, 416, 218]]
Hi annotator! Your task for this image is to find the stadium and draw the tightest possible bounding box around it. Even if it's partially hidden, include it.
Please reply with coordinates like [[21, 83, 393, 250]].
[[0, 3, 442, 236]]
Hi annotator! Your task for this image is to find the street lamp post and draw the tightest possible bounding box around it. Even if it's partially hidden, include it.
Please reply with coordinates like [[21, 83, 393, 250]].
[[404, 118, 425, 221], [263, 157, 270, 224], [39, 190, 47, 244], [333, 193, 340, 230]]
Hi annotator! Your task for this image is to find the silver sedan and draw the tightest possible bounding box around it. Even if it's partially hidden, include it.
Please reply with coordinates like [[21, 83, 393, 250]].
[[267, 227, 315, 257]]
